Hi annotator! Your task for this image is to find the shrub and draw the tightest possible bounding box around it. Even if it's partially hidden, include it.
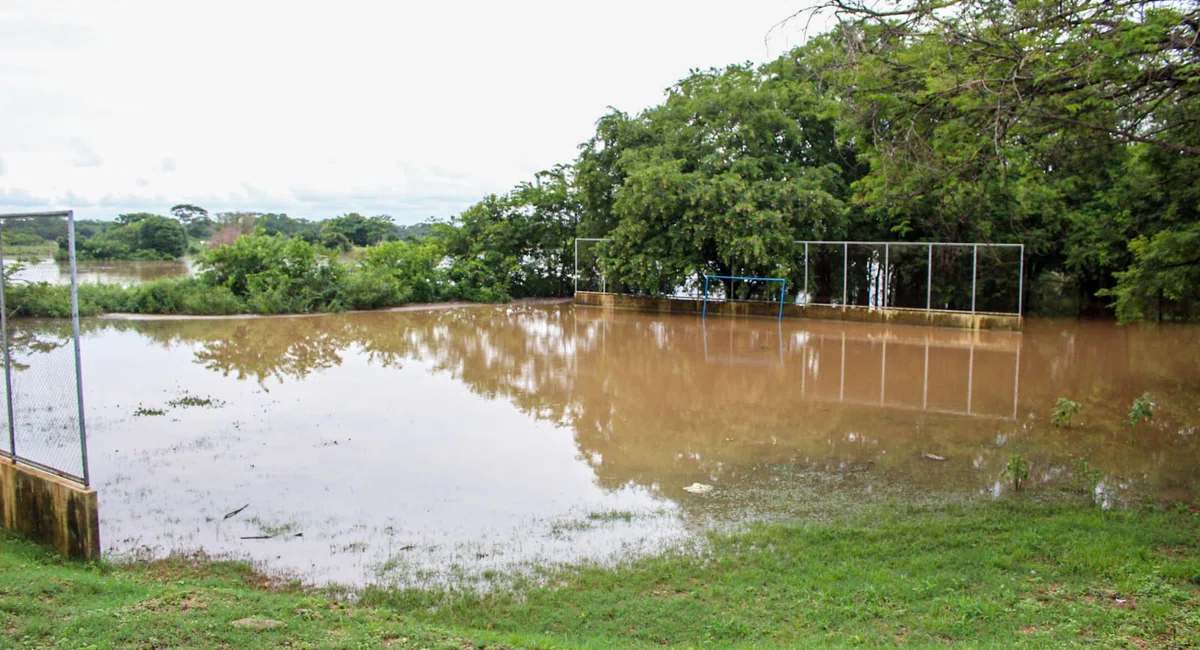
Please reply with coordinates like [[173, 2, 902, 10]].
[[128, 279, 244, 315], [1051, 398, 1081, 428], [339, 267, 405, 311], [199, 231, 346, 312], [1004, 454, 1029, 492], [1072, 459, 1104, 505], [1129, 393, 1154, 429], [359, 240, 448, 303]]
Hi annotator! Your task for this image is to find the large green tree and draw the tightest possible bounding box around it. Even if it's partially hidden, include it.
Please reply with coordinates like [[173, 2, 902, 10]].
[[790, 0, 1199, 312], [576, 61, 855, 294]]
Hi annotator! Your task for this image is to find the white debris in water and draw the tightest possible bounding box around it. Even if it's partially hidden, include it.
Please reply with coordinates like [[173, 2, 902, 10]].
[[683, 483, 713, 495]]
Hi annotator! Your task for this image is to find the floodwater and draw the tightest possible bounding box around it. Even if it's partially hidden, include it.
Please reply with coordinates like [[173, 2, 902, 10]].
[[3, 257, 194, 285], [8, 304, 1200, 586]]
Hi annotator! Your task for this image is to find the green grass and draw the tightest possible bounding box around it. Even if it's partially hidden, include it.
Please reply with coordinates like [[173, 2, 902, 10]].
[[2, 500, 1198, 649]]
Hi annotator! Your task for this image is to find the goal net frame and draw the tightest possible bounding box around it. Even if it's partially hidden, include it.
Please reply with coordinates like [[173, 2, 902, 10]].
[[702, 275, 787, 321]]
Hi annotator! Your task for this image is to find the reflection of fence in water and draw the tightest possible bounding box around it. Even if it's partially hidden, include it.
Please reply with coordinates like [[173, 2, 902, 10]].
[[701, 319, 1021, 419], [795, 331, 1020, 420]]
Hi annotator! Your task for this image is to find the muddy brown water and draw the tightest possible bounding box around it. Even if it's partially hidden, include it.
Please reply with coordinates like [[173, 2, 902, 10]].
[[4, 257, 194, 285], [8, 304, 1200, 585]]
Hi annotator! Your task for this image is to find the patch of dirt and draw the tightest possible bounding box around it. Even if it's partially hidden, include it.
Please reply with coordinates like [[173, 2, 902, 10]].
[[1159, 544, 1197, 558], [179, 593, 208, 612], [1111, 596, 1136, 610], [230, 617, 285, 630], [1020, 626, 1038, 635]]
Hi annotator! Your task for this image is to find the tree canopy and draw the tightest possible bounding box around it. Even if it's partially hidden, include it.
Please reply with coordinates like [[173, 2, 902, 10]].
[[429, 0, 1197, 319]]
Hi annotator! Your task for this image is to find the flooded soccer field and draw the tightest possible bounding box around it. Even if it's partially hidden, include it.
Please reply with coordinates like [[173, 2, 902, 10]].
[[9, 303, 1200, 586]]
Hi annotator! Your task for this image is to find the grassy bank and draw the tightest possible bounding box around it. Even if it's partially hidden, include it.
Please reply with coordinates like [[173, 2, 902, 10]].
[[2, 499, 1197, 649]]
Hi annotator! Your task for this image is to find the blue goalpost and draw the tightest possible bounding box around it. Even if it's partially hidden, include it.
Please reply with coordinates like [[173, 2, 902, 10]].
[[702, 275, 788, 321]]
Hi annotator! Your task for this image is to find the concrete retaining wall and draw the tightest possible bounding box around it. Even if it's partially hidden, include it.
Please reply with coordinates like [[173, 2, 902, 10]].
[[573, 292, 1022, 331], [0, 459, 100, 560]]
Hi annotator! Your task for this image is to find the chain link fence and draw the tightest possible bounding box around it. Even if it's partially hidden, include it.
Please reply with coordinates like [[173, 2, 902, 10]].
[[0, 211, 89, 485], [575, 239, 1025, 316]]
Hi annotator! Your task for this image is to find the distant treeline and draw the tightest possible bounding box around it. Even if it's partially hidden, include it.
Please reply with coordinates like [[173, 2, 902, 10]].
[[0, 207, 436, 262]]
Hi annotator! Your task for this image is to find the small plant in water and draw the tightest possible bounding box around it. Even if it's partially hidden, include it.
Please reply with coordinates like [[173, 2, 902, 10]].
[[1129, 393, 1154, 429], [1051, 398, 1081, 428], [1004, 454, 1029, 492], [167, 394, 224, 408], [1072, 459, 1104, 505]]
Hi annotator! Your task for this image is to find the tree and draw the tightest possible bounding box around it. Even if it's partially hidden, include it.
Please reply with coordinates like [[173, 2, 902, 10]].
[[215, 212, 261, 235], [115, 213, 156, 226], [256, 213, 319, 241], [171, 204, 213, 239], [320, 214, 395, 247], [170, 204, 208, 227], [136, 215, 188, 258], [439, 166, 581, 299], [785, 0, 1199, 307], [1104, 223, 1200, 322], [576, 61, 852, 294]]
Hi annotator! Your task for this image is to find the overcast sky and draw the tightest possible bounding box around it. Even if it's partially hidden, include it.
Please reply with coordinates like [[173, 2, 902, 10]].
[[0, 1, 816, 223]]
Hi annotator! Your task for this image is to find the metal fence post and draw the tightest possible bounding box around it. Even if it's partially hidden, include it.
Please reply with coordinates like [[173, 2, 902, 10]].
[[842, 242, 848, 306], [882, 243, 889, 308], [971, 243, 978, 314], [803, 242, 809, 303], [573, 238, 578, 294], [0, 226, 15, 460], [926, 243, 933, 311], [1017, 244, 1025, 316], [67, 211, 90, 486], [779, 279, 786, 321]]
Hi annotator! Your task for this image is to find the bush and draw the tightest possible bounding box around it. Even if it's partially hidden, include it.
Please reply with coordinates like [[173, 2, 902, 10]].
[[128, 279, 244, 315], [2, 232, 47, 247], [359, 240, 448, 303], [200, 231, 346, 313], [339, 267, 405, 310]]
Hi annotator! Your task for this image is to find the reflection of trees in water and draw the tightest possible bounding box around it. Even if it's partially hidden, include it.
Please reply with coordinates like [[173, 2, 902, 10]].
[[102, 309, 1200, 501], [6, 321, 72, 371]]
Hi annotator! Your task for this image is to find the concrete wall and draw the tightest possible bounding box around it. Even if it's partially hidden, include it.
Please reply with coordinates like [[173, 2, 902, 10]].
[[573, 292, 1022, 331], [0, 459, 100, 560]]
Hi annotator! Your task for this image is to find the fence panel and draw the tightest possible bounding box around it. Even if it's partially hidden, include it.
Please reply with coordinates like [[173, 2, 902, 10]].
[[975, 245, 1023, 314], [575, 238, 1024, 316], [885, 244, 931, 310], [929, 245, 976, 312], [805, 243, 847, 306], [0, 211, 89, 485]]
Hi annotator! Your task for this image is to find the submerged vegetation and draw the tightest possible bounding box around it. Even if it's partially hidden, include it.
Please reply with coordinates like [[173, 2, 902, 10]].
[[1129, 393, 1156, 429], [1051, 398, 1082, 428]]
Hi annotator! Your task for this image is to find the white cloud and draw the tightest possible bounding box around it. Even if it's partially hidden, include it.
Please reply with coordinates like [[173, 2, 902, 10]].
[[68, 138, 103, 168], [0, 0, 819, 222]]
